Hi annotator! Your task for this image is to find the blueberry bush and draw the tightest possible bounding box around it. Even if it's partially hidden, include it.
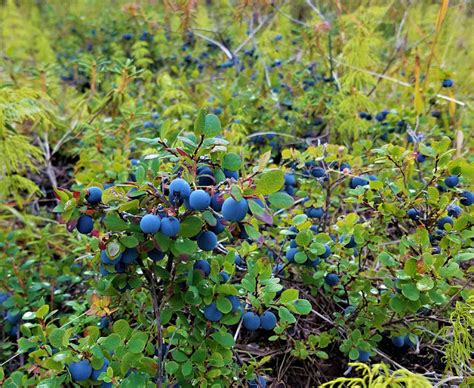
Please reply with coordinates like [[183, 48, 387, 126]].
[[1, 1, 473, 387]]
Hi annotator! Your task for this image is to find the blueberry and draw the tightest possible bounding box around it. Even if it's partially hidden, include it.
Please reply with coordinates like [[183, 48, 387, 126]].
[[68, 360, 92, 382], [197, 231, 218, 251], [148, 248, 165, 261], [91, 358, 109, 380], [6, 311, 21, 324], [242, 311, 261, 331], [224, 169, 239, 180], [210, 193, 224, 211], [140, 214, 161, 234], [194, 260, 210, 276], [444, 175, 459, 188], [226, 295, 241, 313], [189, 190, 211, 210], [203, 303, 222, 322], [284, 173, 296, 186], [442, 79, 453, 88], [209, 216, 226, 234], [357, 350, 370, 362], [160, 217, 180, 237], [306, 207, 324, 219], [143, 121, 154, 129], [447, 204, 462, 218], [169, 178, 191, 200], [100, 250, 120, 265], [219, 271, 229, 283], [340, 162, 351, 171], [391, 336, 405, 348], [311, 167, 326, 178], [260, 311, 277, 330], [77, 215, 94, 234], [341, 235, 357, 248], [121, 248, 138, 264], [460, 191, 474, 206], [350, 177, 369, 189], [249, 376, 267, 388], [286, 248, 298, 263], [99, 316, 110, 329], [416, 154, 426, 163], [197, 166, 215, 186], [234, 254, 242, 266], [437, 216, 453, 230], [122, 33, 133, 40], [0, 292, 10, 305], [404, 334, 418, 347], [407, 208, 420, 220], [86, 186, 102, 204], [320, 244, 332, 259], [222, 198, 248, 222], [325, 273, 340, 286]]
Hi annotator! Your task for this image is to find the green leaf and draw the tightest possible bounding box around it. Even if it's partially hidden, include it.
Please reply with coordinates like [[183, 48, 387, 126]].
[[211, 331, 235, 349], [291, 299, 312, 315], [204, 114, 221, 137], [179, 216, 202, 238], [279, 289, 299, 303], [112, 319, 130, 339], [216, 296, 232, 314], [165, 361, 179, 374], [127, 332, 148, 354], [268, 192, 294, 209], [296, 230, 312, 247], [278, 306, 296, 323], [194, 108, 207, 136], [49, 328, 65, 348], [222, 153, 242, 171], [119, 235, 139, 248], [255, 169, 284, 195], [102, 334, 122, 351], [416, 277, 434, 291], [401, 283, 420, 301], [104, 213, 129, 231], [36, 305, 49, 319]]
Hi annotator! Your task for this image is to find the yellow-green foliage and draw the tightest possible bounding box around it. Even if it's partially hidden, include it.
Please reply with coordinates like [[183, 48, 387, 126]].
[[0, 88, 47, 205], [440, 295, 474, 377], [320, 362, 432, 388]]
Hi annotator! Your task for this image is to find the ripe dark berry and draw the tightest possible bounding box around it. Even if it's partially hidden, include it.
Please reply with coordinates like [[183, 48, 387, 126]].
[[197, 231, 218, 251], [447, 204, 462, 218], [391, 336, 405, 348], [160, 217, 180, 237], [442, 79, 453, 88], [203, 303, 222, 322], [140, 214, 161, 234], [350, 177, 369, 189], [169, 178, 191, 200], [320, 244, 332, 259], [437, 216, 453, 230], [260, 311, 277, 330], [444, 175, 459, 188], [86, 186, 102, 204], [148, 249, 165, 261], [357, 350, 370, 362], [243, 311, 261, 331], [460, 191, 474, 206], [77, 215, 94, 234], [221, 197, 248, 222], [325, 273, 340, 286], [407, 208, 420, 220], [68, 360, 92, 382], [189, 190, 211, 210], [194, 260, 210, 276], [121, 248, 138, 264], [91, 358, 109, 380]]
